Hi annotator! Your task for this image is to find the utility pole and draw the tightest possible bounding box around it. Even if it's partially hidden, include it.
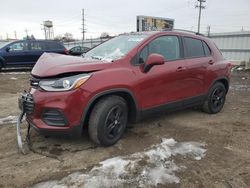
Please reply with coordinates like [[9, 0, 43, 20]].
[[25, 28, 29, 37], [195, 0, 206, 33], [207, 25, 210, 37], [82, 8, 86, 41], [14, 30, 17, 39]]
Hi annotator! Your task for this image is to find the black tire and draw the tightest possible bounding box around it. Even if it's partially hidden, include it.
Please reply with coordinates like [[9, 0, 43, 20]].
[[202, 82, 226, 114], [88, 95, 128, 146]]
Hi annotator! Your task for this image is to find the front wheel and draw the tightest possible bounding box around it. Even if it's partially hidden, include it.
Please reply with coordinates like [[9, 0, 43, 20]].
[[88, 96, 128, 146], [202, 82, 227, 114]]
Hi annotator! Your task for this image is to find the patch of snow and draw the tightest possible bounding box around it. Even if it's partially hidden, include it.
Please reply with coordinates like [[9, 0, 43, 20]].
[[0, 115, 18, 125], [10, 77, 17, 80], [0, 72, 30, 75], [230, 84, 250, 92], [32, 138, 206, 188]]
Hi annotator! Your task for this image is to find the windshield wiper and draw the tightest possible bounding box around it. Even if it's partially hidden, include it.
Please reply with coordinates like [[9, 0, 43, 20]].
[[91, 55, 103, 60]]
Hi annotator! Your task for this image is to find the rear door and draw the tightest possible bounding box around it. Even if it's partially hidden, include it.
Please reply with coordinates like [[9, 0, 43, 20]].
[[28, 41, 46, 65], [4, 41, 30, 67], [183, 37, 212, 96]]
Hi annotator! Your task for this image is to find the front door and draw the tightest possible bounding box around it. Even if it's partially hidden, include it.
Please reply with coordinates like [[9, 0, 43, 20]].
[[4, 41, 30, 67], [134, 35, 189, 109]]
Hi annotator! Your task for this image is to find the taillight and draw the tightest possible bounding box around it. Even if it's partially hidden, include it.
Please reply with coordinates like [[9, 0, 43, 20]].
[[64, 49, 69, 55]]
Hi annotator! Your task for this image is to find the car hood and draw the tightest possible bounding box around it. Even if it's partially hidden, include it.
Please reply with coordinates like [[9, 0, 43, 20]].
[[31, 53, 112, 77]]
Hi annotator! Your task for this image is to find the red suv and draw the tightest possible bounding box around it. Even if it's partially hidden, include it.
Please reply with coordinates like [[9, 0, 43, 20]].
[[19, 31, 231, 146]]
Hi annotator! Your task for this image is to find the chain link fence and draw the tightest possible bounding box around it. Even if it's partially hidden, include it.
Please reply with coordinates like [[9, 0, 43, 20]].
[[63, 38, 111, 49]]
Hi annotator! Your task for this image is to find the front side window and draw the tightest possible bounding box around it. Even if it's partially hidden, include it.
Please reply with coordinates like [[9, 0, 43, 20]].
[[139, 36, 181, 64], [9, 41, 28, 52], [184, 37, 204, 58], [85, 34, 148, 62]]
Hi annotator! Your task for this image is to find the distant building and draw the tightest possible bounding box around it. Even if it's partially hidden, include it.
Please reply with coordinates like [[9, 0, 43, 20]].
[[209, 31, 250, 64]]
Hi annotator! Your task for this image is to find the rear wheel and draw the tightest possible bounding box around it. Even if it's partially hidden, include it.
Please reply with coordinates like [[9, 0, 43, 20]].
[[202, 82, 226, 114], [88, 95, 128, 146]]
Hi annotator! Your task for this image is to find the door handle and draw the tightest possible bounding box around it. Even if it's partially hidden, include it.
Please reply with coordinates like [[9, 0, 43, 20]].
[[208, 60, 214, 65], [176, 66, 186, 72]]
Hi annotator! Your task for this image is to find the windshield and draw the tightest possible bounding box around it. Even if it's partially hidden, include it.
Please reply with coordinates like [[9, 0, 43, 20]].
[[84, 34, 148, 62]]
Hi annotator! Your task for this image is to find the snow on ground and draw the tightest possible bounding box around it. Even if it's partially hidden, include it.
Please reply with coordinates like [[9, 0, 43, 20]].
[[0, 72, 30, 75], [0, 115, 18, 125], [33, 138, 206, 188], [230, 84, 250, 92]]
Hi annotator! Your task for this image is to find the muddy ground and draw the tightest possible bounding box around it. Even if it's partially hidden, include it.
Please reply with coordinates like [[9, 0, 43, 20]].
[[0, 69, 249, 188]]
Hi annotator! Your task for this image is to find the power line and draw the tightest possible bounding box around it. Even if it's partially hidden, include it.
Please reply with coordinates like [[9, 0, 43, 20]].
[[195, 0, 206, 33], [52, 13, 81, 24]]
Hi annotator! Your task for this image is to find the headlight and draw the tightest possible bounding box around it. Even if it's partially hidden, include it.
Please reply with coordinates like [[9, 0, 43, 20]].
[[39, 74, 91, 91]]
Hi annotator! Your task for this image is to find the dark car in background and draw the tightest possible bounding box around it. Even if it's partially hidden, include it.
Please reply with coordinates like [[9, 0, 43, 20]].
[[68, 46, 90, 56], [0, 40, 68, 70]]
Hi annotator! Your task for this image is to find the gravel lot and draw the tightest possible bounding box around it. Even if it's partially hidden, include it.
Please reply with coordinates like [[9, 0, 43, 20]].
[[0, 69, 249, 188]]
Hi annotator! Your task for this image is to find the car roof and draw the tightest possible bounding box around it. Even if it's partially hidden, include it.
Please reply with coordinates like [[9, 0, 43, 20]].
[[121, 30, 209, 41], [7, 39, 62, 43]]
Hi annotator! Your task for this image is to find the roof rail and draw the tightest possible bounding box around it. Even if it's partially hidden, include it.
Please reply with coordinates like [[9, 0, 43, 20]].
[[162, 28, 205, 36]]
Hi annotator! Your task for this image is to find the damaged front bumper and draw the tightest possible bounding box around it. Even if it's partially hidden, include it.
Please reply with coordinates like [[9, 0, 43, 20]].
[[16, 91, 34, 154]]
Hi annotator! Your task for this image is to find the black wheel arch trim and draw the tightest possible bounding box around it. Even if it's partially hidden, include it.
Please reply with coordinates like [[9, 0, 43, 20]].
[[79, 88, 139, 132], [0, 56, 5, 67], [209, 76, 230, 94]]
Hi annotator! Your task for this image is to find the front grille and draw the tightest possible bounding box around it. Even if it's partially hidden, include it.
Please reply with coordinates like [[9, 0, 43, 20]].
[[42, 109, 67, 126], [22, 94, 34, 114], [30, 77, 40, 89]]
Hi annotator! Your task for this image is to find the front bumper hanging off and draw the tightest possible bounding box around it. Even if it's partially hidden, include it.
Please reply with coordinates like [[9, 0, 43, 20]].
[[16, 112, 27, 154], [16, 92, 33, 154]]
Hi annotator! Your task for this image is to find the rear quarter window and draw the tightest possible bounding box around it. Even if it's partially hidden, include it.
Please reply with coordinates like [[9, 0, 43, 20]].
[[45, 42, 65, 51], [202, 41, 211, 56], [184, 37, 204, 58]]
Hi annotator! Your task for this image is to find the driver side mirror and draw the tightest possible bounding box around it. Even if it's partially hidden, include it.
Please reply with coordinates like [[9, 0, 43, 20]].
[[141, 53, 165, 73], [5, 47, 10, 52]]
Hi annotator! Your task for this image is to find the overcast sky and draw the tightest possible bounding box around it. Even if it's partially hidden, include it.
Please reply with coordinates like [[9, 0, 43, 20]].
[[0, 0, 250, 40]]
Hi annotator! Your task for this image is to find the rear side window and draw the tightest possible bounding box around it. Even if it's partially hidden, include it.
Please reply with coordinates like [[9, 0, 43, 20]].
[[30, 41, 46, 51], [139, 35, 180, 63], [203, 41, 211, 56], [184, 37, 204, 58]]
